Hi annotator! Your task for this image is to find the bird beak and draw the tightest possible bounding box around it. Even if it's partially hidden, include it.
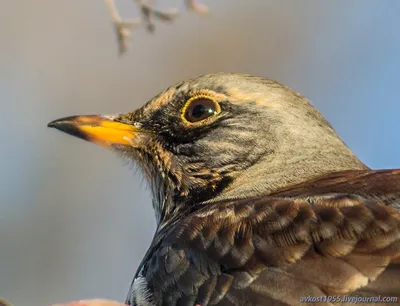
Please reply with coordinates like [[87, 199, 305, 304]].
[[47, 115, 141, 149]]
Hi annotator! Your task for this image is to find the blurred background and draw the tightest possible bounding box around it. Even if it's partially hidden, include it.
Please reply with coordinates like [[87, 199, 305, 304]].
[[1, 0, 400, 305]]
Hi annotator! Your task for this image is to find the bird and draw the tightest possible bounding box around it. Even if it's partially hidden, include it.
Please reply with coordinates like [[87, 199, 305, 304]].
[[48, 73, 400, 306]]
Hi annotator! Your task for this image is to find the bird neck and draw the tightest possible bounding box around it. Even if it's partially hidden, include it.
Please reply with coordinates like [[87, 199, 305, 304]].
[[210, 133, 368, 202]]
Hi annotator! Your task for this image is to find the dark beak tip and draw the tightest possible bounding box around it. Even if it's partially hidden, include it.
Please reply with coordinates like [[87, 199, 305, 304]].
[[47, 115, 81, 128], [47, 120, 57, 128]]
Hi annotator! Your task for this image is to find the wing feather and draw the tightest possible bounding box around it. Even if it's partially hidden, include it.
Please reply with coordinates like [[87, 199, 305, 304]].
[[127, 170, 400, 305]]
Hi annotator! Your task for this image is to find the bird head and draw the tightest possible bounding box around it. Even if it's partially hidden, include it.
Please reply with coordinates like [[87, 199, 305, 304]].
[[48, 73, 366, 224]]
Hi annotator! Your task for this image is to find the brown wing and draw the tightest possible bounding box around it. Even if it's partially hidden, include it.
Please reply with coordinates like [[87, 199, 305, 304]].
[[127, 170, 400, 306], [272, 169, 400, 210]]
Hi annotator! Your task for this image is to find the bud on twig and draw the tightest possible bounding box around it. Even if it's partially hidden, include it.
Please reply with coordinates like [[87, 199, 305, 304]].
[[105, 0, 209, 55]]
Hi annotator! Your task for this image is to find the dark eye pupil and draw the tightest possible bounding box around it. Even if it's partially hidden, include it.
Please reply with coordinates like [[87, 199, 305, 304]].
[[192, 104, 207, 118], [184, 98, 219, 123]]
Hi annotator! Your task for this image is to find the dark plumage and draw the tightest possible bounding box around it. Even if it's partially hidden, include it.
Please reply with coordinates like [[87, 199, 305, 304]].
[[48, 73, 400, 305]]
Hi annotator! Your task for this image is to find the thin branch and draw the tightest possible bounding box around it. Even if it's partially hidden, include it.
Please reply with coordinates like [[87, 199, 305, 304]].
[[105, 0, 141, 55], [52, 299, 127, 306], [105, 0, 209, 55], [135, 0, 179, 33], [186, 0, 209, 14]]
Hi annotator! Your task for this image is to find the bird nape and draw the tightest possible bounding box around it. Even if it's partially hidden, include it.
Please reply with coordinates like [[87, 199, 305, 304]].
[[48, 73, 400, 306]]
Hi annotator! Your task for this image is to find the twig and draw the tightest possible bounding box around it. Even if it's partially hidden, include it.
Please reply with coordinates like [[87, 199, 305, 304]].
[[186, 0, 209, 14], [104, 0, 209, 55], [105, 0, 141, 55], [52, 299, 127, 306], [135, 0, 179, 33]]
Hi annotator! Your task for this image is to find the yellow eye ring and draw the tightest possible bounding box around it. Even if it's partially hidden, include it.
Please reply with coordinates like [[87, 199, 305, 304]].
[[181, 95, 221, 125]]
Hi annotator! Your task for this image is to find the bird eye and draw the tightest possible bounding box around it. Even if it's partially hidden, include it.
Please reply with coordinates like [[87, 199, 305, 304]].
[[182, 97, 221, 124]]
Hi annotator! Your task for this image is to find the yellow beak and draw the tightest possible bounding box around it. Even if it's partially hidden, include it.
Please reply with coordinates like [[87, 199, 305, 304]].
[[48, 115, 138, 149]]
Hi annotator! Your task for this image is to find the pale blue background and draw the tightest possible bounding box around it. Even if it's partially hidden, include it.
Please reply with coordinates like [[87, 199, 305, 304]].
[[1, 1, 399, 305]]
